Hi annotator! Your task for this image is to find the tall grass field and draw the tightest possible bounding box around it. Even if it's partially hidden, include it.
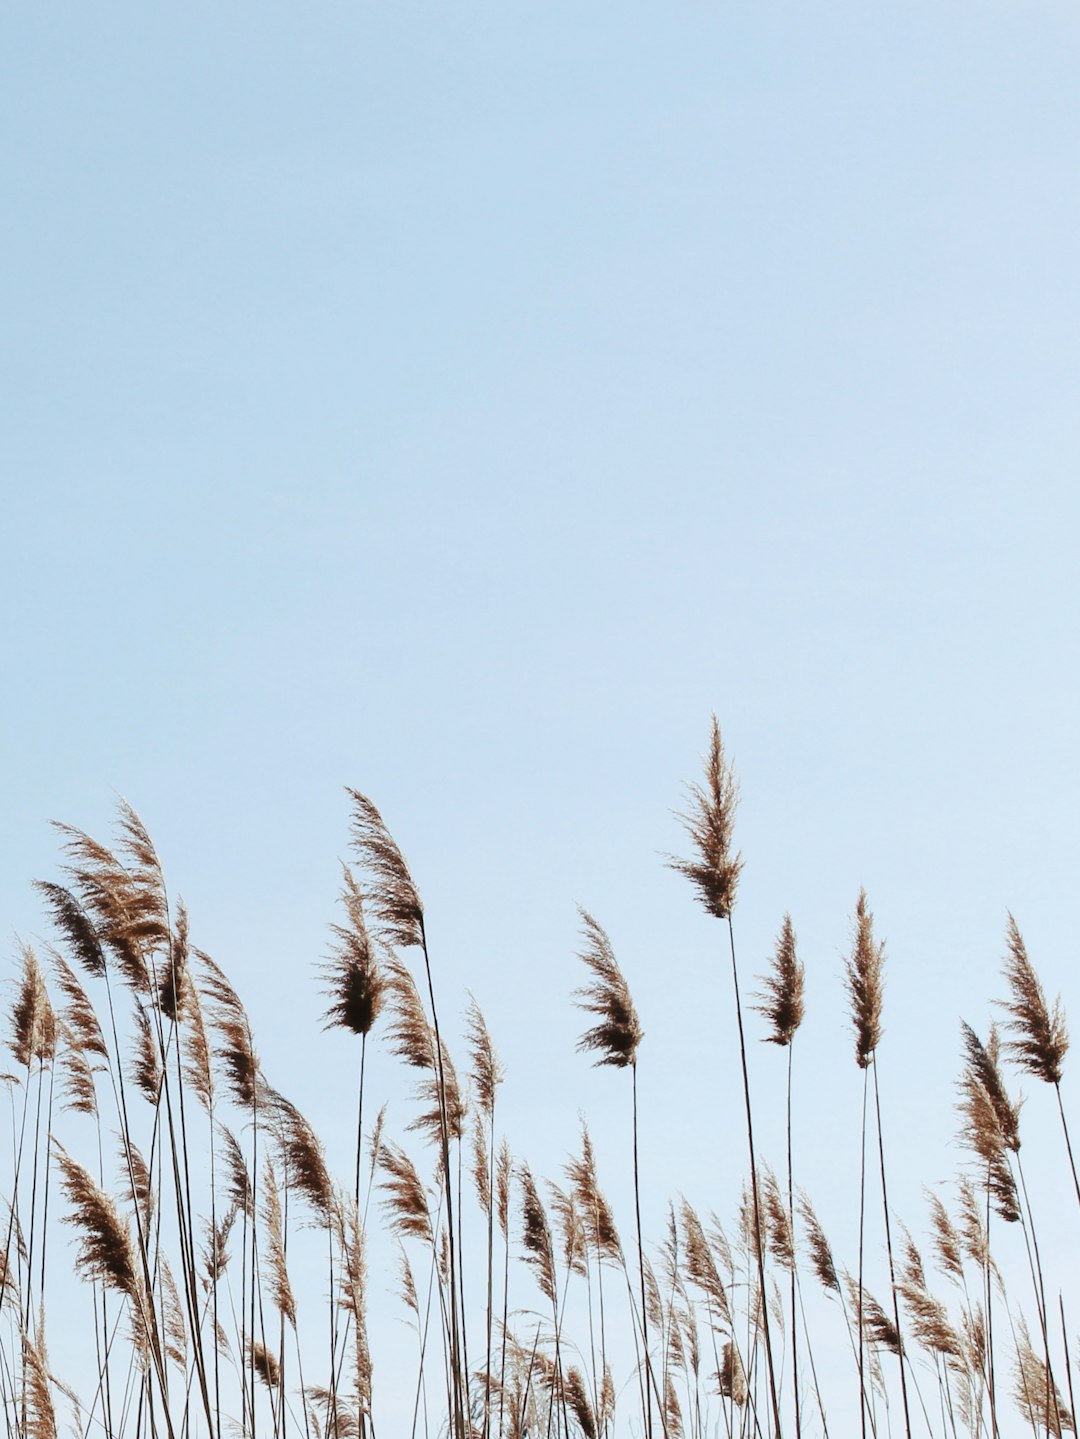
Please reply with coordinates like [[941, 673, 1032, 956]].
[[2, 721, 1076, 1439]]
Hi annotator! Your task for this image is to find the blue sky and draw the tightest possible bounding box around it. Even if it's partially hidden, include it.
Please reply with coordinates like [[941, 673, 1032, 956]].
[[3, 2, 1080, 1426]]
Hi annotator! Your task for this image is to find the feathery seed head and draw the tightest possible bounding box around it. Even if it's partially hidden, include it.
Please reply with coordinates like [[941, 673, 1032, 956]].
[[998, 914, 1068, 1085], [669, 717, 743, 920], [844, 889, 884, 1067], [573, 909, 642, 1069], [754, 913, 805, 1046]]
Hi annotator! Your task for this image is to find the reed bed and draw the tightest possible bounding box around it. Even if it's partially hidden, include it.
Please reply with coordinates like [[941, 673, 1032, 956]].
[[1, 724, 1077, 1438]]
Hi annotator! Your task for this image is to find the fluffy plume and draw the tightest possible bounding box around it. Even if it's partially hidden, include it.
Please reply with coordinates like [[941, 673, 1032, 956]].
[[35, 881, 107, 978], [567, 1125, 621, 1263], [9, 946, 57, 1069], [547, 1181, 586, 1277], [717, 1341, 747, 1405], [21, 1318, 57, 1439], [261, 1157, 296, 1326], [762, 1166, 795, 1271], [955, 1177, 991, 1268], [520, 1165, 557, 1303], [573, 910, 642, 1069], [669, 717, 743, 920], [798, 1192, 840, 1295], [754, 913, 805, 1045], [337, 1197, 373, 1418], [346, 790, 424, 950], [267, 1090, 335, 1225], [159, 1256, 188, 1369], [199, 951, 260, 1110], [680, 1199, 731, 1328], [896, 1230, 964, 1364], [999, 914, 1068, 1085], [157, 902, 190, 1023], [251, 1341, 280, 1391], [846, 1275, 902, 1356], [322, 866, 386, 1038], [470, 1111, 491, 1214], [53, 1144, 144, 1317], [564, 1366, 596, 1439], [1015, 1319, 1074, 1435], [218, 1125, 254, 1219], [181, 977, 214, 1112], [51, 808, 170, 990], [121, 1138, 155, 1231], [496, 1138, 512, 1239], [378, 1143, 432, 1243], [844, 890, 884, 1068], [128, 1003, 162, 1105], [57, 1023, 99, 1116], [465, 993, 503, 1118], [924, 1189, 964, 1285], [48, 953, 106, 1059], [957, 1023, 1021, 1224]]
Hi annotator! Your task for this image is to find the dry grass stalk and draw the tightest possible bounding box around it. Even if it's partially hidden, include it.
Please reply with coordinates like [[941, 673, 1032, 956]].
[[679, 1200, 732, 1327], [57, 1022, 99, 1116], [262, 1157, 296, 1327], [797, 1193, 840, 1296], [564, 1364, 597, 1439], [519, 1165, 557, 1304], [346, 790, 424, 951], [1015, 1321, 1075, 1435], [158, 901, 190, 1023], [128, 1001, 162, 1104], [718, 1340, 746, 1406], [252, 1339, 281, 1390], [568, 1125, 622, 1264], [9, 946, 57, 1069], [465, 994, 503, 1120], [199, 950, 260, 1109], [322, 867, 385, 1039], [845, 890, 884, 1068], [999, 915, 1068, 1085], [268, 1089, 336, 1226], [337, 1197, 373, 1422], [48, 952, 106, 1059], [21, 1317, 58, 1439], [668, 716, 743, 920], [573, 910, 642, 1069], [754, 913, 805, 1046], [924, 1189, 965, 1285], [957, 1024, 1022, 1225], [34, 882, 107, 978], [378, 1143, 432, 1243]]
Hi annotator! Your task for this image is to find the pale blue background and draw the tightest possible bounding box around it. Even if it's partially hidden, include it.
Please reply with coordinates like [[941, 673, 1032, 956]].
[[3, 2, 1079, 1427]]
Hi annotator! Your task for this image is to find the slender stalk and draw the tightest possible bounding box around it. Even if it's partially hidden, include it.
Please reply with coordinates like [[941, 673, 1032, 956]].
[[418, 922, 465, 1439], [726, 918, 783, 1439], [871, 1057, 911, 1439], [1054, 1083, 1080, 1211], [632, 1062, 655, 1439]]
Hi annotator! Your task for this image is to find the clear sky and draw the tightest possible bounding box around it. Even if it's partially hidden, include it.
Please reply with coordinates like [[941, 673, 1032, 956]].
[[3, 3, 1080, 1429]]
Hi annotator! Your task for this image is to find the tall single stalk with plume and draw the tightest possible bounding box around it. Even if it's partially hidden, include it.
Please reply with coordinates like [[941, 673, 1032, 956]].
[[346, 788, 467, 1439], [572, 909, 653, 1439], [669, 718, 782, 1439], [754, 914, 805, 1437], [844, 890, 911, 1439], [320, 864, 386, 1215], [997, 915, 1078, 1209]]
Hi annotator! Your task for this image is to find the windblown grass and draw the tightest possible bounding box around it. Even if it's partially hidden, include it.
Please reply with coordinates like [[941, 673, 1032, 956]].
[[1, 725, 1077, 1438]]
